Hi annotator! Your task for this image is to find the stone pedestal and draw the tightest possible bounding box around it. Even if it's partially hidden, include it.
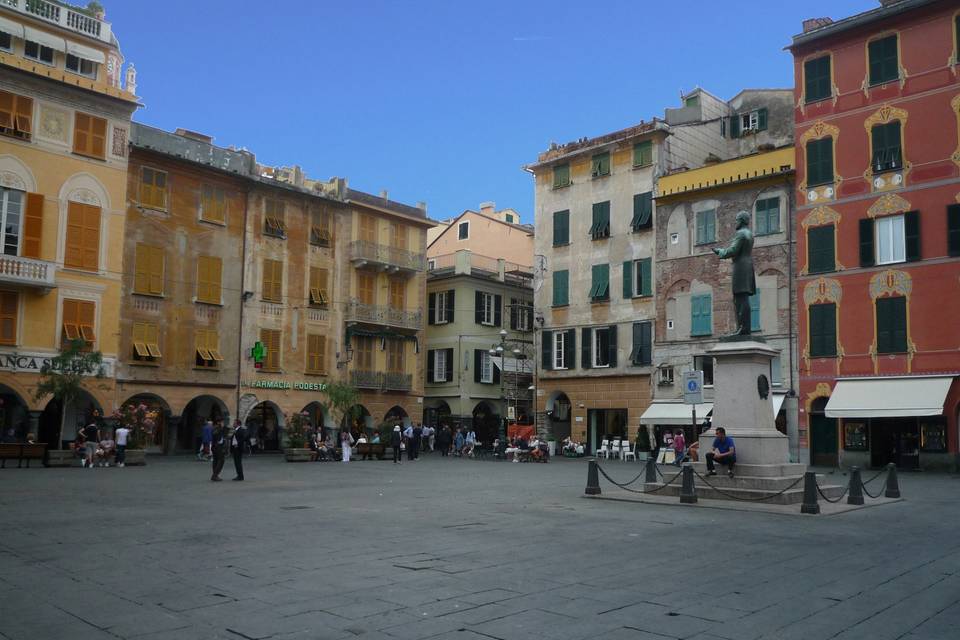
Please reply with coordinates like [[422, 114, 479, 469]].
[[698, 340, 788, 465]]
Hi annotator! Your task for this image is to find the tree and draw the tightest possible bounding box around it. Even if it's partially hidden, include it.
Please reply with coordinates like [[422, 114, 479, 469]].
[[34, 339, 104, 449], [323, 381, 360, 432]]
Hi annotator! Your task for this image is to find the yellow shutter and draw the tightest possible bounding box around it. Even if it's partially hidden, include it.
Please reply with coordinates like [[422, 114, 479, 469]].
[[13, 94, 32, 136], [73, 112, 89, 155], [62, 299, 80, 342], [66, 203, 100, 271], [78, 301, 96, 344], [261, 329, 281, 370], [196, 257, 210, 302], [263, 259, 283, 302], [149, 246, 164, 294], [64, 202, 84, 268], [132, 322, 148, 357], [0, 90, 13, 129], [0, 291, 17, 345], [196, 329, 211, 362], [22, 192, 44, 259], [208, 330, 223, 361], [209, 257, 222, 302], [134, 243, 149, 293], [90, 115, 106, 159], [145, 323, 161, 358]]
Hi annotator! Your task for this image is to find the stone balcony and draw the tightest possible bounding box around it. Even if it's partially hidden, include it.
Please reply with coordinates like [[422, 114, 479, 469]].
[[344, 300, 422, 330], [0, 255, 56, 290], [1, 0, 113, 43], [349, 240, 425, 273], [350, 370, 413, 392]]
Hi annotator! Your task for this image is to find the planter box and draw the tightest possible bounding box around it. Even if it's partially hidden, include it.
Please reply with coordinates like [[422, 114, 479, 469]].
[[45, 449, 78, 467], [124, 449, 147, 466], [285, 448, 312, 462]]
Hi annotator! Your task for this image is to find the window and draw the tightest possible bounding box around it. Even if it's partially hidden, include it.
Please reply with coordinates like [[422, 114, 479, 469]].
[[388, 278, 405, 310], [359, 214, 377, 243], [24, 40, 53, 65], [201, 184, 226, 224], [306, 334, 327, 374], [0, 90, 33, 140], [920, 420, 947, 452], [62, 299, 95, 349], [131, 322, 161, 362], [0, 31, 11, 52], [749, 292, 761, 332], [632, 192, 653, 232], [310, 208, 331, 246], [658, 366, 674, 385], [427, 259, 436, 270], [139, 167, 167, 210], [591, 152, 610, 178], [591, 326, 613, 368], [262, 259, 283, 302], [429, 290, 454, 324], [805, 55, 832, 103], [807, 225, 836, 274], [66, 54, 97, 79], [458, 221, 469, 240], [0, 291, 17, 345], [694, 355, 714, 386], [390, 222, 408, 250], [133, 243, 164, 295], [623, 258, 651, 298], [386, 338, 404, 374], [504, 213, 514, 223], [195, 329, 222, 368], [871, 121, 902, 173], [740, 109, 768, 133], [770, 355, 783, 386], [695, 209, 716, 245], [479, 350, 493, 383], [876, 215, 906, 264], [868, 35, 899, 86], [0, 187, 23, 256], [260, 328, 282, 371], [755, 197, 780, 236], [553, 210, 569, 246], [691, 294, 712, 336], [509, 298, 532, 331], [310, 267, 329, 306], [431, 348, 449, 382], [590, 201, 610, 239], [552, 330, 568, 370], [196, 256, 222, 304], [552, 164, 570, 188], [64, 201, 100, 271], [264, 199, 285, 237], [629, 321, 652, 366], [948, 204, 960, 257], [633, 140, 653, 167], [478, 291, 496, 325], [552, 270, 569, 307], [809, 303, 837, 357], [72, 112, 107, 160], [876, 296, 907, 354], [590, 264, 609, 302], [685, 95, 699, 107], [351, 335, 373, 370], [806, 137, 834, 187], [357, 272, 375, 305]]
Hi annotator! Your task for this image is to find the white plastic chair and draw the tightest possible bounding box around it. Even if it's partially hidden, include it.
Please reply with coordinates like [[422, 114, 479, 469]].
[[621, 441, 636, 461], [596, 440, 610, 459], [608, 439, 621, 460]]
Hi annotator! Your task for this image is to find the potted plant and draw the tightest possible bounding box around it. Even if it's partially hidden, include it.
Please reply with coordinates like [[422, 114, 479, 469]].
[[323, 381, 361, 436], [283, 411, 313, 462], [112, 402, 158, 465]]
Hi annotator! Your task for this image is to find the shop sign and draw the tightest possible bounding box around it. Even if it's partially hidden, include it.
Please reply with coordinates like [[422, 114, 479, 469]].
[[0, 351, 115, 377], [242, 379, 327, 391]]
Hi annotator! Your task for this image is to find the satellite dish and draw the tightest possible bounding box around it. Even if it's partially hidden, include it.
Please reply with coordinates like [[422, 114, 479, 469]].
[[533, 255, 547, 292]]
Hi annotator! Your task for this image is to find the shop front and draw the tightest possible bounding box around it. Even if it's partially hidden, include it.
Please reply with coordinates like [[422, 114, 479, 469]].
[[826, 376, 957, 471], [639, 400, 714, 453]]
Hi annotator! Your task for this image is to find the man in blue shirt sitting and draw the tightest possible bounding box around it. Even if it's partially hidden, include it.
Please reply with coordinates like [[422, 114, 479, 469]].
[[706, 427, 736, 478]]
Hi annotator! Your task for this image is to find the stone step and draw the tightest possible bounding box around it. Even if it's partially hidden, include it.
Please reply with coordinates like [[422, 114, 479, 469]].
[[642, 481, 845, 505], [687, 462, 808, 478], [655, 472, 813, 492]]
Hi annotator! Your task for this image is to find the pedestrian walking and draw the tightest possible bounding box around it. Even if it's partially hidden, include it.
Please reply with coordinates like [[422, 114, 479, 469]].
[[391, 425, 402, 464], [231, 420, 246, 481], [340, 429, 354, 462], [211, 420, 227, 481], [114, 423, 130, 467], [81, 420, 99, 469], [411, 423, 422, 460], [437, 425, 451, 456], [199, 420, 213, 461]]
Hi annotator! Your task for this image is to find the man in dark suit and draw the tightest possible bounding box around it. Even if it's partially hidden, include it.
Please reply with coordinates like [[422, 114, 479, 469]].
[[231, 420, 246, 481], [211, 420, 227, 481]]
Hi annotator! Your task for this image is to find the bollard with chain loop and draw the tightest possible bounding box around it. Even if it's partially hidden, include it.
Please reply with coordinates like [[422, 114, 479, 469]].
[[884, 462, 900, 498], [801, 471, 820, 514], [679, 463, 697, 504], [645, 456, 657, 484], [847, 466, 865, 505], [585, 460, 601, 495]]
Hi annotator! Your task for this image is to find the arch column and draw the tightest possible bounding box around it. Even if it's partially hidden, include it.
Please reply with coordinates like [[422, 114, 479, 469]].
[[27, 410, 42, 440]]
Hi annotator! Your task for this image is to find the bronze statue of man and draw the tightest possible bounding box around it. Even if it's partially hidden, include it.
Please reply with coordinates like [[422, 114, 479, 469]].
[[712, 211, 756, 337]]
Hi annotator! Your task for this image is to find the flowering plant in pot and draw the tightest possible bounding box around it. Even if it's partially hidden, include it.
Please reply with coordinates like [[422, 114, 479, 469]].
[[284, 411, 312, 462], [113, 403, 158, 450]]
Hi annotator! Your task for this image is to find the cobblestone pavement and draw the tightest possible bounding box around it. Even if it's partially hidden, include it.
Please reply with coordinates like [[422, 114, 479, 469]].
[[1, 455, 959, 640]]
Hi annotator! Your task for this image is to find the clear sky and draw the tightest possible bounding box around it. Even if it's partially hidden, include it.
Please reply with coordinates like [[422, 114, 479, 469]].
[[108, 0, 875, 224]]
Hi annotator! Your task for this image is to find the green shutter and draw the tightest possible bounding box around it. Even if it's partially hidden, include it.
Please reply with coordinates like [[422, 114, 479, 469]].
[[805, 56, 831, 103], [622, 261, 633, 299], [904, 210, 920, 262], [553, 164, 570, 188], [632, 192, 653, 231], [552, 270, 568, 306], [590, 264, 609, 301], [633, 140, 652, 166], [869, 35, 898, 85], [808, 225, 836, 274], [757, 108, 768, 131], [859, 218, 875, 268], [691, 294, 711, 336], [729, 115, 740, 139], [591, 152, 610, 177], [807, 138, 833, 186], [541, 331, 552, 371], [592, 202, 610, 239], [639, 258, 652, 297], [947, 204, 960, 257], [809, 303, 837, 358], [877, 297, 906, 353], [750, 292, 761, 332], [553, 210, 569, 246]]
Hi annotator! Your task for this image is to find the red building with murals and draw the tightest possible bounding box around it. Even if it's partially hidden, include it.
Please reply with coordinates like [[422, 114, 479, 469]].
[[790, 0, 960, 470]]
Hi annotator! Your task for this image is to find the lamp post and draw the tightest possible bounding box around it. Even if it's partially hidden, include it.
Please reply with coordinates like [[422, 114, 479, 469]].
[[489, 328, 508, 440]]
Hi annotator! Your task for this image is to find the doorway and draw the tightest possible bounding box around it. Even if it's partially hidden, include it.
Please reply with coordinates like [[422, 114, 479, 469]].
[[809, 397, 837, 467], [587, 408, 627, 455], [870, 418, 920, 470]]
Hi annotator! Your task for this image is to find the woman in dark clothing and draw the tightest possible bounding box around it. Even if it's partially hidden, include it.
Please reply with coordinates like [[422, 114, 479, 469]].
[[390, 425, 403, 464]]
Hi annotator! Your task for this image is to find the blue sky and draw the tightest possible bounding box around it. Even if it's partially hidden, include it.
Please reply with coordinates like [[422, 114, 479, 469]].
[[109, 0, 874, 224]]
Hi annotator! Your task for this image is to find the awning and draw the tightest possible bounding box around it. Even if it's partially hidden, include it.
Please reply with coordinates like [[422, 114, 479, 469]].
[[772, 392, 786, 416], [825, 376, 955, 418], [493, 357, 533, 374], [0, 16, 24, 39], [65, 40, 106, 64], [23, 26, 65, 52], [640, 401, 713, 426]]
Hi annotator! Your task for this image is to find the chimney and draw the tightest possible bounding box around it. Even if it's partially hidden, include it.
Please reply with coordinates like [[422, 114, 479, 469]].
[[479, 201, 496, 216], [174, 128, 213, 144], [416, 201, 427, 213], [379, 190, 389, 201], [802, 17, 833, 33]]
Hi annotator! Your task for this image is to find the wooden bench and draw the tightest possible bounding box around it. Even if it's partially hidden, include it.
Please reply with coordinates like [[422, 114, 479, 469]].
[[355, 442, 387, 460], [0, 443, 48, 468]]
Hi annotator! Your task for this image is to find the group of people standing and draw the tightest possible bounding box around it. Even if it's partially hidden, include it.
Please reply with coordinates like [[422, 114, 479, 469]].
[[204, 419, 246, 482], [74, 421, 131, 468]]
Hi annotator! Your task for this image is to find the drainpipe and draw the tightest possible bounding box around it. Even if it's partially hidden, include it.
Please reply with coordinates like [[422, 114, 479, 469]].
[[236, 188, 250, 423], [787, 176, 797, 461]]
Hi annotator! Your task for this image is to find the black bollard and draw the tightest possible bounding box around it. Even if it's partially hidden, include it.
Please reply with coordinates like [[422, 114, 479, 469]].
[[884, 462, 901, 498], [585, 460, 601, 496], [847, 466, 864, 505], [679, 463, 697, 504], [645, 456, 657, 483], [801, 471, 820, 514]]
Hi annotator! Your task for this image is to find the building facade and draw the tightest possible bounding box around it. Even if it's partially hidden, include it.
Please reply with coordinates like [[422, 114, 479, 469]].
[[790, 0, 960, 470], [0, 2, 136, 446], [651, 88, 798, 459], [426, 203, 530, 260]]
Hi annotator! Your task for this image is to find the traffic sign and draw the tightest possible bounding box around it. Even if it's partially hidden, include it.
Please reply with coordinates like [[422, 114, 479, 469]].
[[683, 370, 704, 404]]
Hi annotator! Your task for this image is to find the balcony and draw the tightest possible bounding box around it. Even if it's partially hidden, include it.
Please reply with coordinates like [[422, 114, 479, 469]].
[[0, 255, 56, 290], [344, 300, 422, 330], [427, 250, 533, 289], [1, 0, 113, 44], [349, 240, 425, 273], [350, 370, 413, 392]]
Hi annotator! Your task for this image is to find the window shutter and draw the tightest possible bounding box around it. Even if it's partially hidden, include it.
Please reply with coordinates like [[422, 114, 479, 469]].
[[948, 204, 960, 257], [876, 299, 891, 354], [427, 349, 435, 382], [904, 210, 920, 262], [581, 328, 591, 369], [757, 108, 768, 131], [553, 271, 568, 306], [474, 349, 482, 383], [564, 329, 576, 370], [541, 331, 552, 371], [494, 294, 502, 327], [553, 210, 569, 246], [622, 261, 633, 299], [0, 291, 17, 344], [510, 298, 518, 330], [808, 225, 835, 273], [22, 192, 43, 259], [149, 246, 163, 294], [607, 325, 617, 368], [640, 321, 652, 366], [447, 289, 455, 322], [493, 358, 501, 385], [891, 297, 906, 353], [475, 291, 483, 324], [729, 115, 740, 138], [444, 348, 454, 381], [859, 219, 875, 267], [134, 244, 149, 294], [262, 260, 272, 300], [428, 292, 436, 325], [868, 39, 883, 84], [640, 259, 652, 296]]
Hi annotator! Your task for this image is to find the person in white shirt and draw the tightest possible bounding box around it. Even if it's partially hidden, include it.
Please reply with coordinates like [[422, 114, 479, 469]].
[[114, 426, 131, 467]]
